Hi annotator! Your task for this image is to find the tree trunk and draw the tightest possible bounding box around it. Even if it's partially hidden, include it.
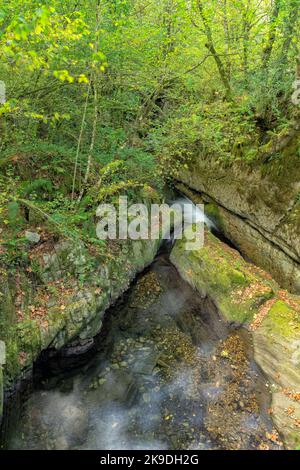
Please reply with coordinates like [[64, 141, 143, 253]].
[[197, 0, 232, 99], [261, 0, 281, 69]]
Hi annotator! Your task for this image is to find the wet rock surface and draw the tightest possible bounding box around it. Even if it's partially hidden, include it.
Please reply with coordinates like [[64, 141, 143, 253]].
[[0, 235, 160, 397], [176, 156, 300, 294], [171, 227, 300, 448], [3, 256, 280, 450]]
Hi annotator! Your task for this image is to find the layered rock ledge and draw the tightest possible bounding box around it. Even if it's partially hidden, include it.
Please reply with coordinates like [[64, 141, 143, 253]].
[[176, 154, 300, 293], [170, 227, 300, 449], [0, 236, 160, 423]]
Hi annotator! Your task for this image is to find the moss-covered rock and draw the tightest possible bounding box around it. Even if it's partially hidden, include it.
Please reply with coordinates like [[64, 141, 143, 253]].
[[0, 340, 5, 424], [171, 229, 275, 324], [253, 299, 300, 449], [264, 300, 300, 338], [176, 151, 300, 293], [0, 367, 3, 425], [203, 202, 225, 231], [170, 227, 300, 448], [0, 235, 160, 401]]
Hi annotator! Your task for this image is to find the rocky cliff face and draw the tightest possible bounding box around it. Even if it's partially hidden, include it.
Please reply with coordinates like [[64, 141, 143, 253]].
[[176, 155, 300, 293], [170, 227, 300, 449], [0, 236, 160, 423]]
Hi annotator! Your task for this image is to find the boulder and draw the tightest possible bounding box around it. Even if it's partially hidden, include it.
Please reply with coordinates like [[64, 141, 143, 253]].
[[25, 231, 41, 244]]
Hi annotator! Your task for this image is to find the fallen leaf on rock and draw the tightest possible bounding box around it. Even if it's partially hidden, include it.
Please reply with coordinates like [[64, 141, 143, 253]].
[[286, 406, 295, 416], [266, 430, 280, 443]]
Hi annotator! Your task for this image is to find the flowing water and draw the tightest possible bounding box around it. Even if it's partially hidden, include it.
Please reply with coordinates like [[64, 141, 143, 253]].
[[2, 252, 280, 450]]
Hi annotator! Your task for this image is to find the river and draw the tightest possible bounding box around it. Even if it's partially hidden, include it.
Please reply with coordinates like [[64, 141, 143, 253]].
[[2, 246, 279, 450]]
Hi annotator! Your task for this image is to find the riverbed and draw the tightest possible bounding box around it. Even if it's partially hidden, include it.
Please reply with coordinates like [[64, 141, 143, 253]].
[[2, 254, 281, 450]]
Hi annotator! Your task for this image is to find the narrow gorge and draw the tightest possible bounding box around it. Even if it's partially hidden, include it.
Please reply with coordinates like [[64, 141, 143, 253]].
[[1, 0, 300, 457], [1, 197, 300, 450]]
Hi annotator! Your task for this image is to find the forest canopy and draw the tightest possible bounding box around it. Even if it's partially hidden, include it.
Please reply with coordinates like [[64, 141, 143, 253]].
[[0, 0, 299, 256]]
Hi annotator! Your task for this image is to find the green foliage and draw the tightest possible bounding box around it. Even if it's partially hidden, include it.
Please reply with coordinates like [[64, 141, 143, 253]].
[[0, 0, 299, 268], [21, 178, 53, 199], [7, 201, 21, 225], [153, 100, 258, 175]]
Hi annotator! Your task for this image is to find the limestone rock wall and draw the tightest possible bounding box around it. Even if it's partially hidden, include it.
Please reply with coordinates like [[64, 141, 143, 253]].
[[0, 236, 160, 424], [171, 228, 300, 449], [177, 156, 300, 293]]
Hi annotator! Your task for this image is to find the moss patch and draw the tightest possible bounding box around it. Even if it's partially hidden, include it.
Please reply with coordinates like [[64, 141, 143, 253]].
[[261, 300, 300, 339], [205, 203, 224, 231], [171, 229, 275, 324]]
